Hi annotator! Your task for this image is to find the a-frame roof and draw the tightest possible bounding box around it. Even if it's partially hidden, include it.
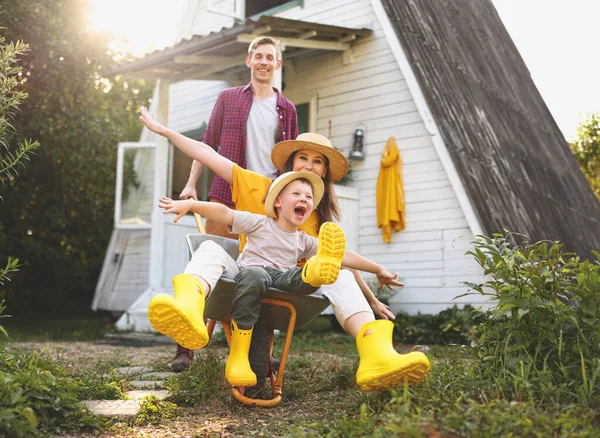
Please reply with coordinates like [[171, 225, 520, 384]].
[[382, 0, 600, 256]]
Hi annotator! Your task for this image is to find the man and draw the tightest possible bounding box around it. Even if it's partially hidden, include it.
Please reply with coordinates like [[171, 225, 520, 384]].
[[173, 36, 299, 372]]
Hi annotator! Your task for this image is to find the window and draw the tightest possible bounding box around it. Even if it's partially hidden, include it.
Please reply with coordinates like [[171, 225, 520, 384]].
[[115, 142, 156, 229], [169, 123, 214, 202], [246, 0, 302, 18], [294, 96, 317, 134], [296, 102, 309, 134]]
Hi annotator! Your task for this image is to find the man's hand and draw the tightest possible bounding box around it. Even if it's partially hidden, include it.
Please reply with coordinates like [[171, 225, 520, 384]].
[[376, 269, 404, 289], [179, 185, 198, 201], [158, 197, 194, 223], [139, 106, 168, 135]]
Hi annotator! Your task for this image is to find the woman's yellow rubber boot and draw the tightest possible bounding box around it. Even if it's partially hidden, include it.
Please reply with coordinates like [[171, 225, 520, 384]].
[[302, 222, 346, 287], [355, 320, 430, 391], [225, 319, 257, 387], [148, 274, 209, 350]]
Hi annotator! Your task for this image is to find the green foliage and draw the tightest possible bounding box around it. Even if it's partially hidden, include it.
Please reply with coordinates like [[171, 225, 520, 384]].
[[0, 34, 39, 186], [136, 394, 183, 426], [0, 0, 153, 315], [393, 305, 479, 345], [290, 352, 600, 437], [0, 300, 9, 339], [570, 112, 600, 199], [0, 26, 39, 295], [463, 232, 600, 404], [0, 347, 103, 437], [165, 352, 229, 406], [76, 378, 127, 401]]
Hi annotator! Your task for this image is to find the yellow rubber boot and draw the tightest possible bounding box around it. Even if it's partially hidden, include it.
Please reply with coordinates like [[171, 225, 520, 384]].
[[148, 274, 209, 350], [302, 222, 346, 287], [225, 319, 257, 387], [356, 320, 430, 391]]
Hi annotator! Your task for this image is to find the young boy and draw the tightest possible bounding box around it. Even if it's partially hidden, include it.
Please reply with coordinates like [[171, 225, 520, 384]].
[[151, 171, 399, 387]]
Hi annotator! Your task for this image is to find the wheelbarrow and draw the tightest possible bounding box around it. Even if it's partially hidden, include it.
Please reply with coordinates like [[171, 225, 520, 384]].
[[185, 231, 331, 407]]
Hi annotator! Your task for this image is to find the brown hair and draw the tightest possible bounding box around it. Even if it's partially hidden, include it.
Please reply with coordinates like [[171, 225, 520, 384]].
[[283, 153, 341, 224], [247, 36, 281, 61]]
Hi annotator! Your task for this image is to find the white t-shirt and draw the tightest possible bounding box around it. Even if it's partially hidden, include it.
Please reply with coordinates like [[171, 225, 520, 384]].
[[246, 94, 280, 179], [229, 210, 318, 271]]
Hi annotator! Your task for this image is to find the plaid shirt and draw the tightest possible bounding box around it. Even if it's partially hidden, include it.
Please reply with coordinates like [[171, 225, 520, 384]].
[[202, 82, 298, 206]]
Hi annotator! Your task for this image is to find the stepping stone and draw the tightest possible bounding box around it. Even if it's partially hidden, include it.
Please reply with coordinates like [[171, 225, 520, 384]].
[[130, 380, 164, 389], [126, 390, 170, 401], [81, 400, 141, 418], [140, 371, 175, 380], [113, 366, 154, 377]]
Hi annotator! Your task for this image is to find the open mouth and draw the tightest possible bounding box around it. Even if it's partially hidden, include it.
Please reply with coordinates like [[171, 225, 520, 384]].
[[294, 206, 307, 218]]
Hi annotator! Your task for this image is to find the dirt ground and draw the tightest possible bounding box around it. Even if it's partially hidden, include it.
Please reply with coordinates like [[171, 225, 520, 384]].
[[9, 340, 360, 437]]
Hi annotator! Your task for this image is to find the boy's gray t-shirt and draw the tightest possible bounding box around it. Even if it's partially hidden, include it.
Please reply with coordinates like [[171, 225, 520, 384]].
[[246, 94, 280, 180], [229, 210, 318, 271]]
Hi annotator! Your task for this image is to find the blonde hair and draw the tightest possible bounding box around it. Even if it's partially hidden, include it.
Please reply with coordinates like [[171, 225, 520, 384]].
[[247, 36, 281, 61]]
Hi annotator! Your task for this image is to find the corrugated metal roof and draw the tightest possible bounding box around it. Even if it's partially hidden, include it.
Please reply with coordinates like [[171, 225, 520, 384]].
[[381, 0, 600, 256], [106, 15, 371, 81]]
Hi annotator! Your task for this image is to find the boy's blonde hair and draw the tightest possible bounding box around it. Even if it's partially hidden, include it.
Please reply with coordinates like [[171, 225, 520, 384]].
[[247, 36, 281, 61]]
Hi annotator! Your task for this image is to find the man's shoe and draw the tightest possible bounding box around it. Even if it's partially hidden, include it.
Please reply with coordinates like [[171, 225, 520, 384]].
[[171, 344, 194, 373]]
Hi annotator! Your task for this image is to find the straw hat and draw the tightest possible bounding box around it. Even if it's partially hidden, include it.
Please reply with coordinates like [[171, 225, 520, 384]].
[[264, 171, 325, 219], [271, 132, 349, 182]]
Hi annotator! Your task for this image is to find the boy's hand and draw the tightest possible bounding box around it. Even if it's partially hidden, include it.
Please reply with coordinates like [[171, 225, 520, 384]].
[[139, 106, 167, 135], [159, 197, 193, 223], [376, 269, 404, 289]]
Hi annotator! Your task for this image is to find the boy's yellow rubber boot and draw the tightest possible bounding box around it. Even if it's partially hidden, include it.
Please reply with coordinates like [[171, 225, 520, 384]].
[[302, 222, 346, 287], [148, 274, 209, 350], [225, 319, 257, 387], [356, 320, 430, 391]]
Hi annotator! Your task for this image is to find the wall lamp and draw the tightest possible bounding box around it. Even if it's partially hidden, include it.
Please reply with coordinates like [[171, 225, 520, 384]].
[[348, 127, 366, 161]]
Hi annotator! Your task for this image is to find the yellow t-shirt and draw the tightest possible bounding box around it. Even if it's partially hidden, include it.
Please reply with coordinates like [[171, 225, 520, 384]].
[[231, 164, 320, 251]]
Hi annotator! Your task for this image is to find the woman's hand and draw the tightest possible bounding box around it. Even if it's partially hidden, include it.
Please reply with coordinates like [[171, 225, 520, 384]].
[[158, 197, 193, 223], [369, 299, 396, 320], [139, 106, 168, 136]]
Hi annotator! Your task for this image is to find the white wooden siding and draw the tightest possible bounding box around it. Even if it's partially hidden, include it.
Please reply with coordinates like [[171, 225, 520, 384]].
[[92, 229, 151, 311], [278, 1, 487, 314], [100, 0, 489, 318]]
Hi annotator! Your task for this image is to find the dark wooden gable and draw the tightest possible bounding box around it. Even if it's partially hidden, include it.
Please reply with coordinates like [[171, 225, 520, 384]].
[[381, 0, 600, 256]]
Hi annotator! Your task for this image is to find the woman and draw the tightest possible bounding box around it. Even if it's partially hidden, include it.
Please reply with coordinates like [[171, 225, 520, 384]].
[[139, 106, 430, 391]]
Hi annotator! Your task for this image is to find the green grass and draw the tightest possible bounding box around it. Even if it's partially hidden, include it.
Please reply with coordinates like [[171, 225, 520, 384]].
[[0, 310, 111, 342]]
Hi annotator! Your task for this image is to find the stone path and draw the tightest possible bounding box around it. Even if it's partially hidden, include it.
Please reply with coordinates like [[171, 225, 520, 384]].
[[81, 365, 175, 419]]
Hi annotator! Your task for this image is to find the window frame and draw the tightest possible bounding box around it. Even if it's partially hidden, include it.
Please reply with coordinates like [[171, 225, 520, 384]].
[[114, 142, 157, 230]]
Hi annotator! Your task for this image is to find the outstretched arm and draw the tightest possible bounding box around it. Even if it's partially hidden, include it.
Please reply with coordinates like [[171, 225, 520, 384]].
[[341, 251, 404, 289], [139, 106, 234, 184], [158, 197, 234, 225]]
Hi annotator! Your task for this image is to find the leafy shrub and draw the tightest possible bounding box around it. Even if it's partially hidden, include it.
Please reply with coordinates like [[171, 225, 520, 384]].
[[0, 300, 9, 339], [136, 394, 182, 426], [393, 305, 480, 345], [76, 378, 127, 401], [0, 347, 102, 437], [364, 274, 404, 305], [165, 352, 229, 406], [464, 232, 600, 404]]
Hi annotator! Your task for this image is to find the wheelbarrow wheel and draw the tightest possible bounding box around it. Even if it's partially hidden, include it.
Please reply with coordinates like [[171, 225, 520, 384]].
[[246, 309, 269, 397]]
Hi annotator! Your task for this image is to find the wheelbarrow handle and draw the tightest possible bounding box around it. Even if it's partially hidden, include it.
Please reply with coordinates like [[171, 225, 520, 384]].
[[193, 212, 206, 234], [186, 197, 207, 234]]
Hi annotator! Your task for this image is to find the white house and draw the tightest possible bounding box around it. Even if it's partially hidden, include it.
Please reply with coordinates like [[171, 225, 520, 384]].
[[92, 0, 600, 332]]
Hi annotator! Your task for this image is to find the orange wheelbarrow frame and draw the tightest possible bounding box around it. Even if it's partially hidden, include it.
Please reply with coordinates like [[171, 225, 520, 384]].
[[186, 228, 330, 408]]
